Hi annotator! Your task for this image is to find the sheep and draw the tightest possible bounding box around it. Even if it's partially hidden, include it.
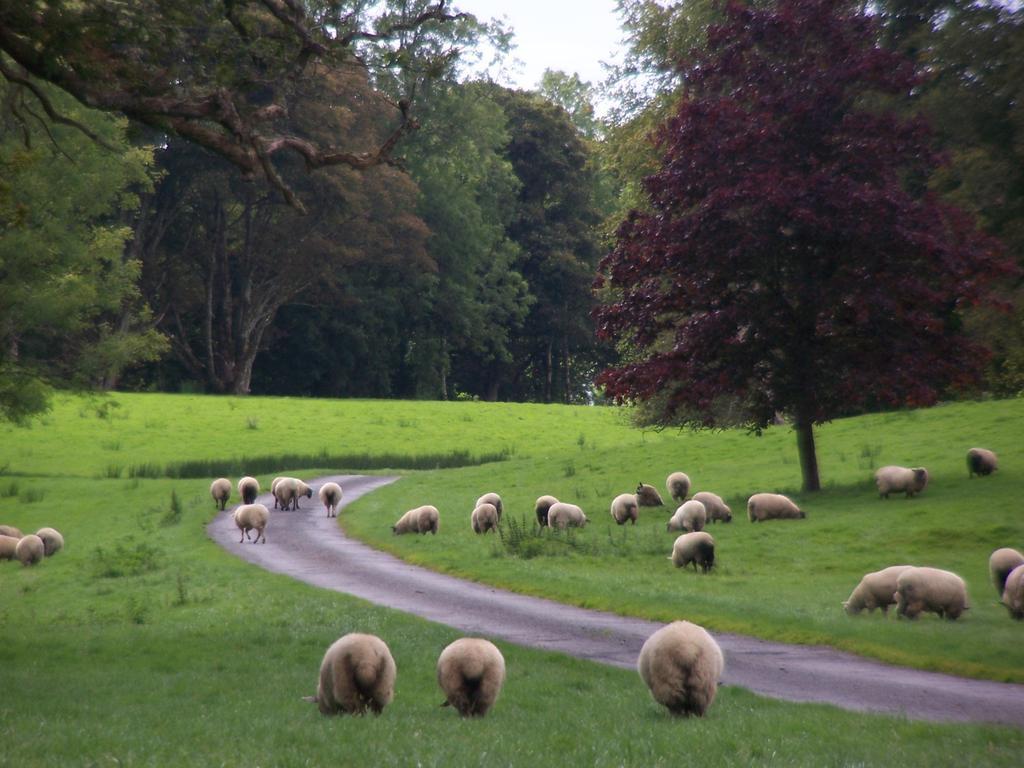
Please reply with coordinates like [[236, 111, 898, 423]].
[[610, 493, 639, 526], [475, 492, 503, 522], [1002, 565, 1024, 620], [0, 525, 23, 538], [843, 565, 914, 615], [547, 502, 588, 530], [471, 502, 499, 534], [637, 621, 724, 717], [436, 638, 505, 717], [874, 466, 929, 499], [746, 493, 805, 522], [209, 478, 231, 511], [276, 477, 313, 511], [895, 566, 969, 620], [534, 495, 559, 527], [666, 472, 691, 503], [271, 476, 287, 509], [233, 503, 269, 544], [0, 534, 19, 560], [989, 548, 1024, 597], [304, 633, 396, 716], [392, 505, 440, 535], [238, 476, 260, 505], [635, 483, 665, 508], [15, 534, 44, 566], [318, 482, 344, 518], [667, 500, 707, 533], [35, 527, 64, 557], [692, 491, 733, 524], [967, 447, 998, 478], [669, 532, 716, 573]]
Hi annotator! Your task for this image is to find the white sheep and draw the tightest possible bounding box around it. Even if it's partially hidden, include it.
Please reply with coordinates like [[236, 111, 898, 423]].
[[843, 565, 914, 615], [637, 621, 724, 717], [636, 483, 665, 508], [304, 633, 396, 716], [0, 534, 19, 560], [238, 476, 260, 505], [271, 476, 287, 509], [318, 482, 343, 518], [15, 534, 44, 566], [692, 491, 733, 523], [471, 502, 499, 534], [746, 493, 805, 522], [392, 505, 440, 535], [667, 500, 707, 533], [534, 495, 559, 527], [895, 566, 969, 620], [276, 477, 313, 511], [0, 524, 24, 538], [210, 478, 231, 510], [989, 548, 1024, 597], [547, 502, 588, 530], [874, 466, 929, 499], [437, 638, 506, 717], [610, 493, 639, 526], [475, 492, 503, 522], [233, 503, 269, 544], [666, 472, 691, 504], [669, 532, 716, 573], [1002, 565, 1024, 620], [967, 447, 998, 478], [35, 527, 64, 557]]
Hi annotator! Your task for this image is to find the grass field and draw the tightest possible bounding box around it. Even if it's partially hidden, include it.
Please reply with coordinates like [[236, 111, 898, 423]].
[[1, 392, 1022, 764]]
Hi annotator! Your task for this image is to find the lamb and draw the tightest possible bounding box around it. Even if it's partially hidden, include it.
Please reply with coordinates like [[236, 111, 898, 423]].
[[667, 500, 707, 533], [238, 476, 260, 505], [669, 532, 716, 573], [874, 466, 929, 499], [35, 527, 64, 557], [989, 548, 1024, 597], [0, 524, 23, 538], [637, 621, 724, 717], [0, 534, 19, 560], [275, 477, 313, 511], [895, 566, 969, 620], [475, 492, 503, 521], [392, 505, 440, 535], [692, 491, 732, 524], [15, 534, 44, 566], [967, 447, 998, 478], [318, 482, 344, 518], [636, 483, 665, 508], [746, 493, 805, 522], [534, 495, 559, 527], [666, 472, 691, 503], [304, 633, 396, 716], [843, 565, 914, 615], [1002, 565, 1024, 620], [233, 503, 269, 544], [547, 502, 588, 530], [610, 493, 639, 525], [471, 502, 499, 534], [436, 638, 506, 717]]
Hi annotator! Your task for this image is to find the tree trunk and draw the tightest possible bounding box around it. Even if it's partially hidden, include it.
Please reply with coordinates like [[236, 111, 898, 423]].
[[794, 416, 821, 492]]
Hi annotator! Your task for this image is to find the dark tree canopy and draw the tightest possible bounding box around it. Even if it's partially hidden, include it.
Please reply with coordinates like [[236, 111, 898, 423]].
[[594, 0, 1013, 491]]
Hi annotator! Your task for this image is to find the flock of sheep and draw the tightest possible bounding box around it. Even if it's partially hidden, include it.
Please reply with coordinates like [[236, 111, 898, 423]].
[[0, 524, 64, 567]]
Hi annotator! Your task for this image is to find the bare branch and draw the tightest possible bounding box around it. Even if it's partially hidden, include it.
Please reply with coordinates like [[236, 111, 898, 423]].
[[338, 2, 468, 46]]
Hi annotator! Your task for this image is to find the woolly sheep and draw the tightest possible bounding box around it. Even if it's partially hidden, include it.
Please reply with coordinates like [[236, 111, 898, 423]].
[[210, 478, 231, 510], [15, 534, 44, 566], [437, 638, 505, 717], [271, 476, 286, 509], [392, 505, 440, 535], [1002, 565, 1024, 620], [669, 532, 716, 573], [475, 492, 503, 521], [35, 527, 63, 557], [610, 493, 639, 526], [233, 503, 269, 544], [0, 534, 19, 560], [692, 491, 732, 524], [304, 633, 396, 716], [534, 495, 559, 527], [637, 621, 724, 717], [667, 500, 707, 533], [547, 502, 588, 530], [746, 493, 805, 522], [895, 566, 969, 620], [967, 447, 998, 478], [989, 548, 1024, 597], [276, 477, 313, 511], [843, 565, 914, 615], [636, 483, 665, 508], [0, 524, 23, 538], [874, 466, 929, 499], [318, 482, 344, 518], [471, 502, 499, 534], [666, 472, 691, 503], [238, 476, 260, 505]]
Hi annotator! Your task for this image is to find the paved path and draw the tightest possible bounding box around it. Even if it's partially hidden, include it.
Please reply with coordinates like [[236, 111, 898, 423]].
[[208, 475, 1024, 728]]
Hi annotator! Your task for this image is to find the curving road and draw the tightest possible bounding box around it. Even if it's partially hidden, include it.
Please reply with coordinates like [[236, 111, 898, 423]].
[[208, 474, 1024, 728]]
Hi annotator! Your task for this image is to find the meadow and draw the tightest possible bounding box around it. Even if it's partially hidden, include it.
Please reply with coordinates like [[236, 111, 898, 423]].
[[1, 392, 1022, 765]]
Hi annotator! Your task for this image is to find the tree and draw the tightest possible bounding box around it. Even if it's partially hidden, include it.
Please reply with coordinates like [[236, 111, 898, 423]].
[[594, 0, 1013, 491]]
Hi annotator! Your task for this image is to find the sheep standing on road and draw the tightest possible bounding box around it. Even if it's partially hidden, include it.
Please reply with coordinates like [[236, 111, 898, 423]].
[[276, 478, 313, 511], [319, 482, 344, 518], [238, 476, 259, 505], [233, 504, 269, 544]]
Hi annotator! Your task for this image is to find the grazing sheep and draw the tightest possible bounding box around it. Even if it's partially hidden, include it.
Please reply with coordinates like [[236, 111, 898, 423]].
[[692, 491, 732, 524], [210, 478, 231, 510], [15, 534, 44, 566], [874, 466, 929, 499], [667, 500, 707, 533], [666, 472, 691, 503], [636, 483, 665, 508], [895, 567, 969, 620], [746, 493, 805, 522], [1002, 565, 1024, 620], [0, 525, 24, 538], [238, 476, 260, 505], [318, 482, 344, 518], [233, 503, 269, 544], [534, 495, 559, 527], [475, 493, 503, 521], [669, 532, 716, 573], [437, 638, 505, 717], [305, 633, 396, 716], [392, 505, 440, 535], [0, 534, 19, 560], [471, 503, 499, 534], [637, 621, 724, 717], [35, 527, 64, 557], [989, 548, 1024, 597], [843, 565, 914, 615], [610, 493, 639, 526], [547, 502, 588, 530], [276, 477, 313, 511], [967, 447, 998, 478]]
